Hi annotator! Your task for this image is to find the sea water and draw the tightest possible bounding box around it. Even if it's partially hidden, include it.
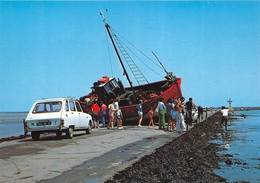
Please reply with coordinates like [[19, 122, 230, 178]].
[[0, 112, 28, 138], [0, 111, 260, 182], [214, 110, 260, 183]]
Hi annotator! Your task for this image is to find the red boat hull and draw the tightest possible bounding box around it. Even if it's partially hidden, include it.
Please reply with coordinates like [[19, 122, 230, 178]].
[[81, 78, 182, 124], [121, 78, 182, 120]]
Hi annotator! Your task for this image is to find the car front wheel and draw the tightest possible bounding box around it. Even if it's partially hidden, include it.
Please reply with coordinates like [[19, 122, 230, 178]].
[[86, 125, 92, 134], [66, 126, 74, 139]]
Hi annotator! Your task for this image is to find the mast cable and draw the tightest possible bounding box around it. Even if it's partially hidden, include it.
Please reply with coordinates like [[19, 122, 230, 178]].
[[100, 10, 171, 82], [111, 27, 165, 71], [115, 34, 162, 79], [109, 29, 149, 85]]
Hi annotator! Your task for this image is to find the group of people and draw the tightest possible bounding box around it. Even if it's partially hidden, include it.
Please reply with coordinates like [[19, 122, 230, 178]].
[[91, 97, 124, 130], [107, 98, 124, 130], [137, 96, 200, 133], [157, 97, 190, 133], [90, 95, 236, 133], [90, 95, 204, 134]]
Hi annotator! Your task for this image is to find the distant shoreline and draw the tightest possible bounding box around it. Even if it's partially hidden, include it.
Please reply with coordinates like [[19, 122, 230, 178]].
[[214, 107, 260, 110], [205, 107, 260, 110], [1, 107, 260, 113], [0, 111, 28, 113]]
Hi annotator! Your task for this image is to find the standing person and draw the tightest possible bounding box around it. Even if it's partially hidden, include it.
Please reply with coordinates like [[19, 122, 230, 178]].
[[137, 100, 143, 127], [157, 97, 166, 129], [148, 107, 154, 127], [185, 97, 196, 126], [176, 97, 186, 133], [171, 99, 178, 130], [197, 106, 204, 123], [166, 98, 174, 131], [91, 100, 100, 128], [116, 108, 124, 129], [100, 101, 107, 128], [107, 99, 115, 130], [113, 97, 120, 127], [221, 106, 235, 129], [175, 98, 181, 132], [211, 107, 214, 115], [114, 97, 120, 111]]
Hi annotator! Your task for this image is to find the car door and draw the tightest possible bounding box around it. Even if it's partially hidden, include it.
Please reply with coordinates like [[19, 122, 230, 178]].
[[75, 101, 87, 128], [68, 101, 80, 128]]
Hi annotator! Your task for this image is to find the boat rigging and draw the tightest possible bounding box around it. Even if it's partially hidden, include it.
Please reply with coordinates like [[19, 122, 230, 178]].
[[100, 10, 148, 87], [79, 10, 183, 123]]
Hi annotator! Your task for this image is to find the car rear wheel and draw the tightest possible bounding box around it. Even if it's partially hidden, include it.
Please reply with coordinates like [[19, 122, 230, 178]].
[[66, 127, 74, 139], [56, 130, 62, 139], [31, 131, 40, 141]]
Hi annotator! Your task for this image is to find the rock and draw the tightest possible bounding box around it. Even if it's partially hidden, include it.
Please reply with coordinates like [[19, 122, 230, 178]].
[[225, 159, 232, 166], [105, 113, 227, 183], [0, 134, 30, 143]]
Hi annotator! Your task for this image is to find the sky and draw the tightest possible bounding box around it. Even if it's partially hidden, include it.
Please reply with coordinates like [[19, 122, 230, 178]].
[[0, 1, 259, 112]]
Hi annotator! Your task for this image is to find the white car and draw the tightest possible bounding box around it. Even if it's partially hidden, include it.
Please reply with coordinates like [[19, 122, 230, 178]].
[[24, 98, 92, 141]]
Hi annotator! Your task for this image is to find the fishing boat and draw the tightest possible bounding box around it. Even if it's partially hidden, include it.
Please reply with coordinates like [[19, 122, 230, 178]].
[[79, 11, 183, 124]]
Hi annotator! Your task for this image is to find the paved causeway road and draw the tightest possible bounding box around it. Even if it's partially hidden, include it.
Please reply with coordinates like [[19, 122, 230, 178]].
[[0, 111, 214, 183], [0, 125, 183, 183]]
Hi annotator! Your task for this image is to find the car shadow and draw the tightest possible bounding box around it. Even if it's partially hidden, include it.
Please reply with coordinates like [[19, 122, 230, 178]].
[[18, 132, 88, 142]]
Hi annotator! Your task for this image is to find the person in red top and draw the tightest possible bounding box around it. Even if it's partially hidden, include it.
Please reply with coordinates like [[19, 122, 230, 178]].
[[100, 101, 107, 128], [91, 100, 100, 128]]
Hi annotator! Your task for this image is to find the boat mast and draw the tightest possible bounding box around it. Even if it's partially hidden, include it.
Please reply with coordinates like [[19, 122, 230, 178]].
[[100, 10, 135, 93], [152, 51, 177, 82]]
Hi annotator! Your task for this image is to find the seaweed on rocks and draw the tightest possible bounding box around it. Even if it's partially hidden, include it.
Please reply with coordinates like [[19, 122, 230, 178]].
[[0, 134, 30, 143], [105, 112, 227, 183]]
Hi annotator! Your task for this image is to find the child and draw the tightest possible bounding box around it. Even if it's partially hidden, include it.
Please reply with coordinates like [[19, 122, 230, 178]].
[[116, 109, 124, 129], [148, 107, 154, 127]]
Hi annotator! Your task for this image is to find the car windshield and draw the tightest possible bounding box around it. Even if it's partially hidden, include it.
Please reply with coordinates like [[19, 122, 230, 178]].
[[32, 101, 62, 113]]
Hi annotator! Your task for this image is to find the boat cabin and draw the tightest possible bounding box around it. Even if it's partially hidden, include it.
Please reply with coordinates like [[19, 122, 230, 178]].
[[92, 76, 126, 103]]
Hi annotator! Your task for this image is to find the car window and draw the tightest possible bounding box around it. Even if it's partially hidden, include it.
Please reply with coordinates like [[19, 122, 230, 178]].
[[75, 102, 82, 112], [65, 101, 69, 111], [32, 102, 62, 113], [69, 101, 76, 111], [52, 103, 61, 112]]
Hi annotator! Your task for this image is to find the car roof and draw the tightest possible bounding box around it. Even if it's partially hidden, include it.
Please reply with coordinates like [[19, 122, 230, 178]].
[[35, 98, 76, 103]]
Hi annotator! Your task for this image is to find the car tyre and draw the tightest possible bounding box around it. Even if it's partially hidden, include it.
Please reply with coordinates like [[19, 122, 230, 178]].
[[31, 131, 40, 141], [56, 130, 62, 139], [86, 125, 92, 134], [66, 126, 74, 139]]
